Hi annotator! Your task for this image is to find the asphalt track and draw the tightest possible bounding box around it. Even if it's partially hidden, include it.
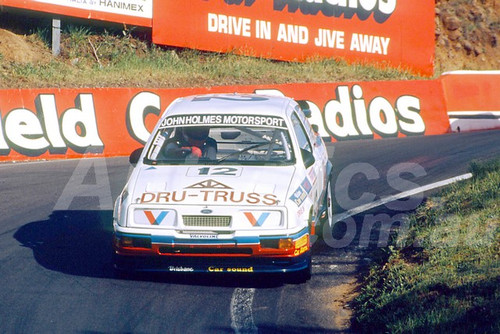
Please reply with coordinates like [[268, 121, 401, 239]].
[[0, 130, 498, 333]]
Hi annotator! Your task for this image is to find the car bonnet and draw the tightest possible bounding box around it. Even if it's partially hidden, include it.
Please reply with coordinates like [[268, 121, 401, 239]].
[[130, 165, 296, 207]]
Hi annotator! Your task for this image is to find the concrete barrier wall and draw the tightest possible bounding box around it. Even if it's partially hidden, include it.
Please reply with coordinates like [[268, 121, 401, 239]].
[[0, 80, 450, 162], [441, 71, 500, 133], [1, 71, 497, 162]]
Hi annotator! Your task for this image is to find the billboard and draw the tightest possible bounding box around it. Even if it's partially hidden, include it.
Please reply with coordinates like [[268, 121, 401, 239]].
[[0, 0, 153, 27], [153, 0, 435, 76]]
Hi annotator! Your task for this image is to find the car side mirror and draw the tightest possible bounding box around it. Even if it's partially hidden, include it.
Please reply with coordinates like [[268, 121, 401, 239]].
[[301, 149, 315, 169], [296, 100, 312, 118], [129, 147, 143, 165]]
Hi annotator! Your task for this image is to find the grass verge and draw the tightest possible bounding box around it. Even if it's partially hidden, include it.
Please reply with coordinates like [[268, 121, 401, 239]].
[[353, 159, 500, 333]]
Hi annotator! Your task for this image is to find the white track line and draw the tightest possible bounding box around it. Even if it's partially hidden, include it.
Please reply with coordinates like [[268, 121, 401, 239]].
[[0, 156, 112, 167], [332, 173, 473, 223]]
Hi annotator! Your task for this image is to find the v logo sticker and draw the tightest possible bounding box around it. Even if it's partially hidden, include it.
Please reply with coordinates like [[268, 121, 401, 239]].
[[244, 212, 270, 227], [144, 211, 169, 225]]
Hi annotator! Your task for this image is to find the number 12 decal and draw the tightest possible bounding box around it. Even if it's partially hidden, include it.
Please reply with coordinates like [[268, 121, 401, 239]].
[[188, 167, 242, 177], [198, 167, 239, 176]]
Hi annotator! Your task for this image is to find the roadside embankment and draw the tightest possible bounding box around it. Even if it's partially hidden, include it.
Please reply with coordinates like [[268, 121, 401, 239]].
[[353, 159, 500, 333]]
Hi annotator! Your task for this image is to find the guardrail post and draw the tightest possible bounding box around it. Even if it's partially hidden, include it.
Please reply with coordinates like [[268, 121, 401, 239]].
[[52, 18, 61, 56]]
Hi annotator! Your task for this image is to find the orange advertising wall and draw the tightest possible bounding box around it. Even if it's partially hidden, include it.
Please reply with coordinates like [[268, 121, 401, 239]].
[[0, 81, 450, 162], [441, 71, 500, 132], [152, 0, 435, 76], [0, 0, 153, 27], [2, 0, 435, 75], [441, 71, 500, 112]]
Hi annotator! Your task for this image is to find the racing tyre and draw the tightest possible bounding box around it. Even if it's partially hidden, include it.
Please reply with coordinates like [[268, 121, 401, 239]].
[[319, 178, 333, 237]]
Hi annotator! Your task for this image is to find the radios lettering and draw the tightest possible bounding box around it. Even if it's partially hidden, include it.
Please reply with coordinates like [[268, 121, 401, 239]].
[[224, 0, 397, 23]]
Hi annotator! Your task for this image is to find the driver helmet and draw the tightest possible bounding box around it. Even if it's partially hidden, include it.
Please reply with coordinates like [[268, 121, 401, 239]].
[[183, 127, 209, 146]]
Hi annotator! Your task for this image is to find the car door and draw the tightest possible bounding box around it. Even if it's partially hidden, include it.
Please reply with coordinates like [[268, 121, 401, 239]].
[[290, 109, 327, 219]]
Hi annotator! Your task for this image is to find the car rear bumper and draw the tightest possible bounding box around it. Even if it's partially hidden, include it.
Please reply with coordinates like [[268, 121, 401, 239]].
[[113, 229, 311, 274], [113, 251, 311, 274]]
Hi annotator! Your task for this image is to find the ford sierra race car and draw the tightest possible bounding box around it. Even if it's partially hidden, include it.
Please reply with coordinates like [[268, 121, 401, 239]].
[[113, 93, 333, 280]]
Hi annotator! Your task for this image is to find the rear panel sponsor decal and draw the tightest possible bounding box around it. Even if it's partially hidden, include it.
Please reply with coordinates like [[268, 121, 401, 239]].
[[168, 266, 194, 272], [187, 166, 243, 177], [290, 177, 313, 206], [134, 209, 175, 226], [144, 210, 168, 225], [160, 113, 286, 129], [294, 234, 310, 256], [208, 266, 254, 273], [244, 212, 270, 226], [241, 211, 282, 228], [140, 179, 278, 205], [308, 168, 317, 183], [290, 187, 307, 206], [185, 179, 232, 189], [188, 233, 218, 239], [301, 177, 312, 193]]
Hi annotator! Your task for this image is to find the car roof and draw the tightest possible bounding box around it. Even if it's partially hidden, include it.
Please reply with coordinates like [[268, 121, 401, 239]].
[[164, 93, 296, 118]]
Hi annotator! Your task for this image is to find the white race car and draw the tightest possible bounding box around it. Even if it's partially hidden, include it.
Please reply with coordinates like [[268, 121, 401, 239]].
[[113, 93, 333, 280]]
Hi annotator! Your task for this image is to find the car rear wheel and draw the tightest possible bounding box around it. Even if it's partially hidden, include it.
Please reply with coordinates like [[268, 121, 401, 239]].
[[319, 178, 333, 237], [325, 178, 333, 229]]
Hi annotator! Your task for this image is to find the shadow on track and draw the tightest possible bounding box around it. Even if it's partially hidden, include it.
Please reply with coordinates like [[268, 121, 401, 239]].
[[13, 210, 318, 288], [13, 210, 115, 279], [13, 207, 396, 289]]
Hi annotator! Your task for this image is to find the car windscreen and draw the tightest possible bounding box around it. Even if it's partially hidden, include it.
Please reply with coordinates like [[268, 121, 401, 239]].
[[144, 121, 295, 166]]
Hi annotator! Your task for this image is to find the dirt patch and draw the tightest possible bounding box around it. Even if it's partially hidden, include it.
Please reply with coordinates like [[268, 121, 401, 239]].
[[435, 0, 500, 72], [0, 29, 51, 64], [324, 279, 359, 331]]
